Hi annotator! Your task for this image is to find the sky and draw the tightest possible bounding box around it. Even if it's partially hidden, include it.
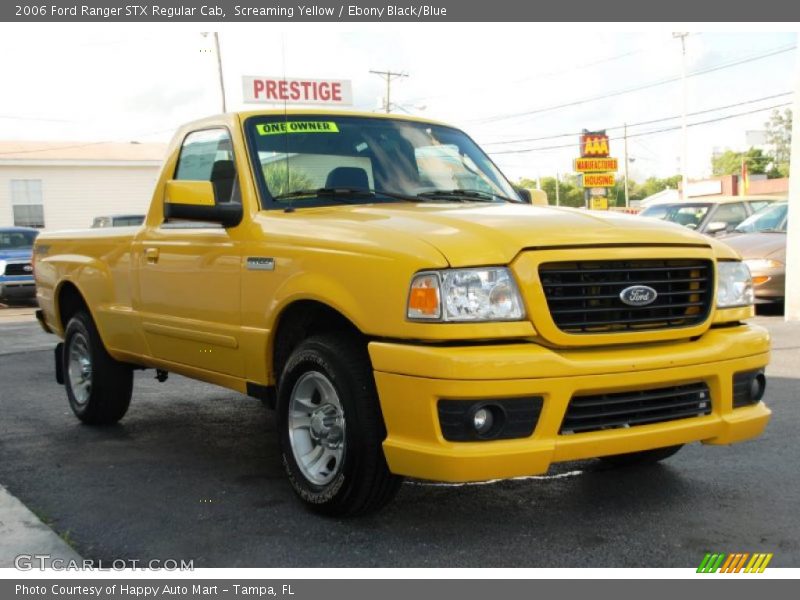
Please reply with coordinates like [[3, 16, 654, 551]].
[[0, 23, 797, 184]]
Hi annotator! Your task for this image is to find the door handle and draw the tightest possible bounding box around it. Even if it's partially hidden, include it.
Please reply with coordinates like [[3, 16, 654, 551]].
[[144, 247, 159, 264]]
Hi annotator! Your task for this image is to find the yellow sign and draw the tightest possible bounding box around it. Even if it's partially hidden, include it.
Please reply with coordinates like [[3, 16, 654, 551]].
[[256, 121, 340, 135], [581, 133, 610, 157], [590, 197, 608, 210], [574, 157, 618, 172], [583, 173, 616, 187]]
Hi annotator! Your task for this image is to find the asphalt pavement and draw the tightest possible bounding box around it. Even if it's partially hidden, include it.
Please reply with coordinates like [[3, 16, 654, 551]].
[[1, 314, 798, 568]]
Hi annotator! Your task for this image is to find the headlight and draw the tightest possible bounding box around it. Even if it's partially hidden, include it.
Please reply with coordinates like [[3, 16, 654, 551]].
[[743, 258, 783, 271], [717, 261, 754, 308], [0, 259, 6, 275], [407, 267, 525, 322]]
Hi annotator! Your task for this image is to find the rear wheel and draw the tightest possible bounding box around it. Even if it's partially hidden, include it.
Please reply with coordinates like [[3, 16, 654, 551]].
[[63, 310, 133, 425], [277, 333, 401, 516], [599, 444, 683, 467]]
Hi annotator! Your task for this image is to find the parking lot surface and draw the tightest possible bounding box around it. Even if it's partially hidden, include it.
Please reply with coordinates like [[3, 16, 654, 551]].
[[1, 315, 798, 568]]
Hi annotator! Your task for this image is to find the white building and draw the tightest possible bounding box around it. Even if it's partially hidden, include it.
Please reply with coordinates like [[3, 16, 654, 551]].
[[0, 141, 167, 231]]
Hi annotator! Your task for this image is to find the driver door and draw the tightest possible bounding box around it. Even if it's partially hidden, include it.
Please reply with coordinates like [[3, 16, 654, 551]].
[[134, 128, 244, 378]]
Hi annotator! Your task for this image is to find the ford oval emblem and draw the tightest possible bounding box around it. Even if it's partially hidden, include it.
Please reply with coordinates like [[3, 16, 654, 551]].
[[619, 285, 657, 307], [23, 265, 33, 272]]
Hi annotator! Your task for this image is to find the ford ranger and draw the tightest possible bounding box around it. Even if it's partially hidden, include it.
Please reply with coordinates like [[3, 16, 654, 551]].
[[33, 111, 770, 515]]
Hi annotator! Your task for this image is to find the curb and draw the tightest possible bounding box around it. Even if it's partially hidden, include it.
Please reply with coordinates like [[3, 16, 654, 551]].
[[0, 485, 82, 568]]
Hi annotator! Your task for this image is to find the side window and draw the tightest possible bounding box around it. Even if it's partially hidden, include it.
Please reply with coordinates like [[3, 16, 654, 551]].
[[175, 129, 238, 203], [747, 200, 771, 213], [711, 202, 748, 228]]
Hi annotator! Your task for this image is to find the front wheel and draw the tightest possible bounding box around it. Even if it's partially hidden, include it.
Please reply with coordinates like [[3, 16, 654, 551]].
[[599, 444, 683, 467], [277, 333, 401, 516], [63, 310, 133, 425]]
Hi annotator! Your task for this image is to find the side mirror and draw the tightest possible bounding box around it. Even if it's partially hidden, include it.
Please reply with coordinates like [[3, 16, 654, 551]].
[[163, 180, 242, 228], [515, 187, 532, 203], [514, 187, 549, 206], [705, 221, 727, 235]]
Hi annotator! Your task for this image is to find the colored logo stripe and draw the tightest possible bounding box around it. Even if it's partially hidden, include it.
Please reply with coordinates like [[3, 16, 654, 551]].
[[698, 552, 773, 573]]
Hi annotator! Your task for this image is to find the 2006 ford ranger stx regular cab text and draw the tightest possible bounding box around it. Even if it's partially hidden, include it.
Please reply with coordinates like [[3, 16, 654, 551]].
[[33, 110, 770, 516]]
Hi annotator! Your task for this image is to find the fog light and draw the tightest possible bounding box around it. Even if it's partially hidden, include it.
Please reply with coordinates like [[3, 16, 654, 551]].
[[750, 373, 766, 402], [473, 407, 493, 434]]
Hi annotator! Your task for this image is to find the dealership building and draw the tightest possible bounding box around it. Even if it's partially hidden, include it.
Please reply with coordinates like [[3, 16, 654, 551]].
[[0, 141, 167, 231]]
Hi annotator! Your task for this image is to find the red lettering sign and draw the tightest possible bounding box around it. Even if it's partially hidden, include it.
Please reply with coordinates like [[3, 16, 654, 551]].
[[243, 76, 353, 106]]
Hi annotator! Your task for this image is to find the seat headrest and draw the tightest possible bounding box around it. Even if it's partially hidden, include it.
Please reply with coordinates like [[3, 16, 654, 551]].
[[325, 167, 369, 191], [211, 160, 236, 181]]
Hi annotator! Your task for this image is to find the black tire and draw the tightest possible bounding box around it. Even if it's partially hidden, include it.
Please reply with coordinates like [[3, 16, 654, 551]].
[[277, 333, 401, 516], [63, 310, 133, 425], [599, 444, 683, 467]]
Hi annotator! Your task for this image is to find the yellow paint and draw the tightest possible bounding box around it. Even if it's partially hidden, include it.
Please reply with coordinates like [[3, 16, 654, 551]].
[[32, 109, 771, 483], [164, 180, 216, 206]]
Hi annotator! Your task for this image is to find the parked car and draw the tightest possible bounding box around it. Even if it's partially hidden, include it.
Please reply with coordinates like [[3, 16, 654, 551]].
[[0, 226, 39, 303], [33, 111, 770, 515], [91, 214, 146, 228], [639, 196, 780, 236], [722, 202, 788, 304]]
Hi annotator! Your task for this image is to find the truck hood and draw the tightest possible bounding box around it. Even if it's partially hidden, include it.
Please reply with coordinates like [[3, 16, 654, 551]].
[[311, 202, 712, 267], [722, 232, 786, 261], [0, 248, 33, 262]]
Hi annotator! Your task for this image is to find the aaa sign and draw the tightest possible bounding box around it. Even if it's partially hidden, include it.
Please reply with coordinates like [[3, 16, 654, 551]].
[[580, 132, 610, 157]]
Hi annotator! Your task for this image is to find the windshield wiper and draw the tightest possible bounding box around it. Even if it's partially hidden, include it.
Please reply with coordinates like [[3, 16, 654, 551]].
[[273, 187, 417, 204], [416, 189, 520, 203]]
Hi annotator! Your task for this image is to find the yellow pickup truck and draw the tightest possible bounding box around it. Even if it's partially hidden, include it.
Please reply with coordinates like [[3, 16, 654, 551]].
[[34, 110, 770, 516]]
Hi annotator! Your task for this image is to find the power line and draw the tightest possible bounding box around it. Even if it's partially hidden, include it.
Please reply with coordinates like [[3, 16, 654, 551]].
[[480, 91, 794, 146], [403, 40, 672, 105], [369, 69, 409, 113], [488, 102, 792, 156], [470, 44, 796, 125], [0, 115, 76, 123]]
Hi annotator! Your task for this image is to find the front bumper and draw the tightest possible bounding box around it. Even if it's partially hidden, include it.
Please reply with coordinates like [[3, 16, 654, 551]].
[[369, 323, 771, 482], [0, 280, 36, 300]]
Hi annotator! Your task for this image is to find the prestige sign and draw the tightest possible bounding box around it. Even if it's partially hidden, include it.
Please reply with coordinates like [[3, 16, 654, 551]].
[[243, 76, 353, 106]]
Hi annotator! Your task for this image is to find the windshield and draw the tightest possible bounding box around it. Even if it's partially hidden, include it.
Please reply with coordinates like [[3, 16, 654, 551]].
[[640, 205, 670, 219], [246, 115, 520, 207], [0, 230, 38, 250], [735, 203, 788, 233], [660, 204, 711, 229]]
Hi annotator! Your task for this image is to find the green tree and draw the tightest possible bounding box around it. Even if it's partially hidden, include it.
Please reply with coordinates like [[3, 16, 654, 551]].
[[262, 161, 314, 196], [519, 176, 585, 207], [629, 175, 681, 200], [711, 147, 771, 177], [765, 108, 792, 177]]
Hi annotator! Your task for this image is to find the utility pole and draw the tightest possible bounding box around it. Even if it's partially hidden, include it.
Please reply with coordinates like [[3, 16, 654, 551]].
[[785, 30, 800, 321], [202, 32, 227, 112], [623, 123, 630, 208], [369, 70, 408, 113], [673, 32, 689, 199], [555, 172, 560, 206]]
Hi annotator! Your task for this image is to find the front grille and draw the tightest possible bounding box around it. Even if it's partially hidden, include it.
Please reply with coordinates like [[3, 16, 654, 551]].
[[4, 262, 32, 276], [539, 259, 713, 333], [560, 382, 711, 434]]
